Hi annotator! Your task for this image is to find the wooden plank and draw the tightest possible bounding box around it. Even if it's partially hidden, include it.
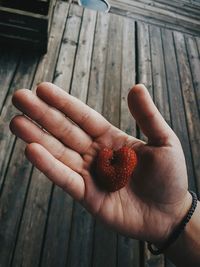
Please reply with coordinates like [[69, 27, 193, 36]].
[[0, 51, 38, 267], [32, 1, 69, 88], [196, 36, 200, 56], [120, 18, 136, 136], [154, 0, 200, 12], [70, 9, 97, 100], [0, 2, 69, 267], [11, 169, 52, 267], [0, 0, 51, 15], [165, 258, 176, 267], [118, 18, 140, 267], [137, 22, 152, 143], [4, 3, 52, 51], [149, 24, 171, 267], [149, 25, 171, 126], [92, 13, 123, 267], [134, 0, 200, 17], [137, 21, 165, 267], [66, 7, 97, 267], [137, 22, 153, 97], [149, 24, 179, 267], [85, 10, 113, 267], [40, 186, 73, 267], [118, 236, 141, 267], [86, 10, 129, 267], [185, 36, 200, 115], [109, 0, 200, 36], [66, 203, 94, 267], [0, 52, 38, 192], [0, 139, 33, 267], [102, 13, 123, 128], [161, 28, 196, 191], [149, 26, 171, 266], [87, 12, 110, 113], [111, 0, 200, 19], [0, 48, 20, 111], [53, 5, 83, 90], [40, 5, 83, 267], [0, 8, 49, 32], [174, 31, 200, 195]]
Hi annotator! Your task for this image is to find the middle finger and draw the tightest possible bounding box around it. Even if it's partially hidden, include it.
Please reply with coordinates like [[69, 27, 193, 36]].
[[12, 89, 93, 154]]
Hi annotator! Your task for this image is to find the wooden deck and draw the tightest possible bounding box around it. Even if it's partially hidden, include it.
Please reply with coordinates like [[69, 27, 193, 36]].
[[0, 1, 200, 267], [109, 0, 200, 35]]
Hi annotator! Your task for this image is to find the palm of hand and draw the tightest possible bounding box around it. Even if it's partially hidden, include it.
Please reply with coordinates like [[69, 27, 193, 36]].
[[10, 83, 189, 244], [79, 127, 187, 243]]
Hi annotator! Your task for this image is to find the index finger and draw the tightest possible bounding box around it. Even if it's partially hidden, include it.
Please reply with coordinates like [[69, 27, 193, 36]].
[[36, 82, 111, 138]]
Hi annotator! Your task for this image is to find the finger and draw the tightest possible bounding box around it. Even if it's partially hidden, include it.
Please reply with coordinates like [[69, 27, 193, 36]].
[[25, 143, 85, 201], [128, 84, 175, 146], [12, 89, 92, 154], [36, 82, 111, 137], [10, 115, 84, 173]]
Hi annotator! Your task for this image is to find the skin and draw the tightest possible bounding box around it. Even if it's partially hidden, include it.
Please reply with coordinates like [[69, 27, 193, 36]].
[[10, 83, 200, 266]]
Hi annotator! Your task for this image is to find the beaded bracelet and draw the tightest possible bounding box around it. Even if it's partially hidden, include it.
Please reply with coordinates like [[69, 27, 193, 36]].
[[148, 190, 198, 255]]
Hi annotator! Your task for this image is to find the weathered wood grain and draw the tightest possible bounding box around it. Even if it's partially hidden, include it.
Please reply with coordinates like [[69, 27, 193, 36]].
[[137, 22, 153, 97], [86, 12, 114, 267], [137, 22, 152, 143], [149, 24, 173, 267], [149, 25, 171, 126], [11, 169, 52, 267], [185, 36, 200, 116], [118, 18, 140, 267], [0, 2, 69, 267], [165, 258, 176, 267], [137, 21, 165, 267], [103, 13, 123, 128], [0, 0, 56, 53], [161, 28, 196, 191], [40, 186, 73, 267], [32, 1, 69, 88], [111, 0, 200, 18], [70, 8, 97, 101], [0, 53, 38, 267], [0, 0, 51, 15], [40, 6, 83, 267], [120, 19, 136, 136], [87, 12, 110, 113], [53, 5, 83, 90], [0, 52, 38, 191], [109, 0, 200, 36], [174, 31, 200, 195], [92, 13, 124, 267], [0, 139, 32, 267], [66, 8, 97, 267], [0, 2, 199, 267], [0, 48, 20, 111], [196, 36, 200, 55]]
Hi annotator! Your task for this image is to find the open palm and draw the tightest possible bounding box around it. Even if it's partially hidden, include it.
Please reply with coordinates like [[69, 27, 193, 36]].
[[10, 83, 191, 245]]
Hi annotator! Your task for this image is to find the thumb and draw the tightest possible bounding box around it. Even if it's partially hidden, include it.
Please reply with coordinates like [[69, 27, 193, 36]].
[[128, 84, 175, 146]]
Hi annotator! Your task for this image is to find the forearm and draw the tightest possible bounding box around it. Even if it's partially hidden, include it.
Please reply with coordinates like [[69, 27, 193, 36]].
[[165, 201, 200, 267]]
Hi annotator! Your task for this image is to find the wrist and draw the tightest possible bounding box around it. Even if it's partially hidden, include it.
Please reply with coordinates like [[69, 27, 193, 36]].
[[165, 200, 200, 266], [155, 190, 193, 248]]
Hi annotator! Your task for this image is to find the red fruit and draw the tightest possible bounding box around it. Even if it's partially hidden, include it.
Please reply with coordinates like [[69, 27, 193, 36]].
[[96, 146, 137, 192]]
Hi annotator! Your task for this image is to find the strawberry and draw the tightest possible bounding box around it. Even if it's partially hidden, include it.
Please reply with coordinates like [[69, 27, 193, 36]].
[[96, 146, 137, 192]]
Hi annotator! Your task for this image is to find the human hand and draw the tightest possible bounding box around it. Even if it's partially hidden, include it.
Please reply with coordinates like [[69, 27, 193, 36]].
[[10, 83, 192, 245]]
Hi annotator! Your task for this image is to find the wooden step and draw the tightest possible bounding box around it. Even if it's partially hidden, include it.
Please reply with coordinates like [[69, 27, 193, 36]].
[[109, 0, 200, 36], [0, 0, 56, 53]]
